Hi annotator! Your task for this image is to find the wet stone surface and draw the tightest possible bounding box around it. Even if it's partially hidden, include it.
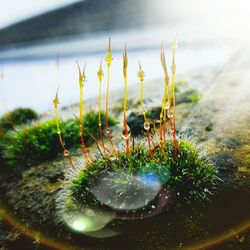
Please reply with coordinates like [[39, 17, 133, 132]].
[[213, 152, 239, 173], [0, 56, 250, 249]]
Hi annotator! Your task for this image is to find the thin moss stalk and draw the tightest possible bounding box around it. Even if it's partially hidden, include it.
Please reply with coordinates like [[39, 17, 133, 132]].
[[123, 44, 130, 153], [170, 37, 178, 154], [97, 58, 107, 156], [160, 45, 170, 144], [138, 62, 153, 159], [105, 38, 116, 155], [53, 88, 76, 170], [76, 62, 93, 163]]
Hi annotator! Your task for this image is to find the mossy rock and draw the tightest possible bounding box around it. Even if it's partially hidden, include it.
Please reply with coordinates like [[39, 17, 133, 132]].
[[1, 111, 117, 167], [67, 140, 217, 214], [0, 108, 39, 166], [176, 89, 202, 104]]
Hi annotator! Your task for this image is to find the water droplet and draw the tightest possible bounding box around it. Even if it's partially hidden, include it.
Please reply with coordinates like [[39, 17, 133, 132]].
[[98, 122, 102, 127], [57, 130, 61, 134], [122, 124, 131, 139], [143, 121, 150, 131], [159, 113, 163, 119], [64, 150, 69, 156], [151, 205, 155, 209], [106, 128, 110, 134]]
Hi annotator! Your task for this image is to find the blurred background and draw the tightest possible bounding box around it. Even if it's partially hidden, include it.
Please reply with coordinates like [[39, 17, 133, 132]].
[[0, 0, 248, 115]]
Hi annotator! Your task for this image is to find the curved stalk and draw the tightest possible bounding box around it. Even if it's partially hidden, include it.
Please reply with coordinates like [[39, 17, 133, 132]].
[[53, 88, 76, 171], [76, 62, 92, 162], [160, 45, 170, 144]]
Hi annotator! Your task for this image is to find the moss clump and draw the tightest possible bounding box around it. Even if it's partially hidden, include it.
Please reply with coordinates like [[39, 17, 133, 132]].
[[111, 99, 140, 115], [0, 108, 38, 134], [69, 140, 217, 211], [1, 111, 117, 167], [175, 80, 202, 104], [0, 108, 39, 165], [176, 89, 202, 104]]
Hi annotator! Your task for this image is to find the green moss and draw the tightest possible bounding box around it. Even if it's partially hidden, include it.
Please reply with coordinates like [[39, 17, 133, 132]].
[[69, 140, 217, 210], [0, 108, 38, 135], [177, 89, 202, 104], [0, 108, 39, 165], [1, 111, 117, 167], [111, 105, 123, 115], [174, 80, 202, 104], [175, 80, 189, 93]]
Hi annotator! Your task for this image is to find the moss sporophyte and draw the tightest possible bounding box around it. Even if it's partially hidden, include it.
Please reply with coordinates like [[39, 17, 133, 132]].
[[54, 38, 217, 231]]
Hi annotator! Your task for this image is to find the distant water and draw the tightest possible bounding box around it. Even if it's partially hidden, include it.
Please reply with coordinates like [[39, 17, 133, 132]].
[[0, 28, 231, 116]]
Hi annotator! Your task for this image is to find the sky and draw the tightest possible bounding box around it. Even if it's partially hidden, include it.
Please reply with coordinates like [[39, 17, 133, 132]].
[[0, 0, 82, 29]]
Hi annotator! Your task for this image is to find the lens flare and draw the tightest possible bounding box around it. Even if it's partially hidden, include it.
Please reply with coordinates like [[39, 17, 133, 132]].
[[64, 210, 115, 233], [90, 171, 162, 211], [138, 163, 171, 185]]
